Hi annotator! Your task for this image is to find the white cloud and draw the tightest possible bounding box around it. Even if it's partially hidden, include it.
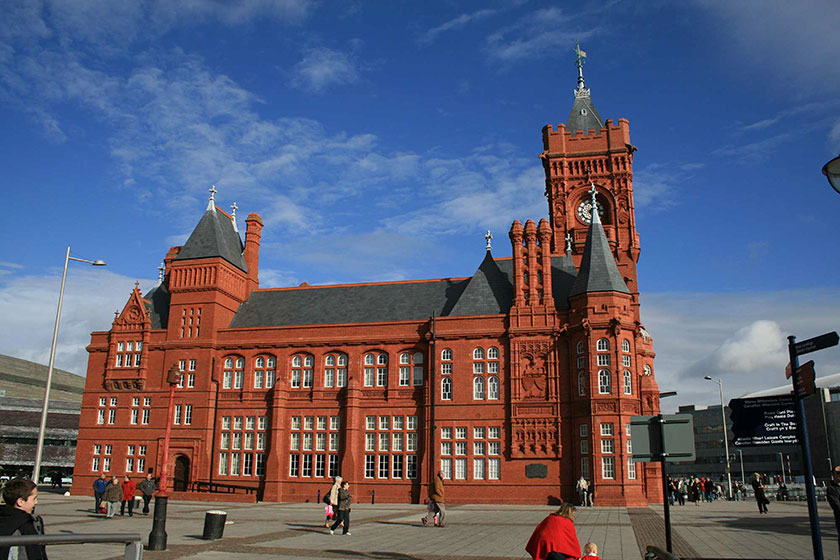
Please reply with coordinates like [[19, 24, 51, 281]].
[[419, 8, 498, 44], [0, 269, 155, 376], [642, 289, 840, 413], [291, 47, 360, 94]]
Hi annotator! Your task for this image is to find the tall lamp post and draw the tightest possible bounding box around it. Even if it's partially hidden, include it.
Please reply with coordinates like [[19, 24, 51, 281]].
[[736, 449, 745, 484], [32, 246, 105, 482], [704, 376, 733, 499], [148, 365, 181, 550], [823, 154, 840, 194]]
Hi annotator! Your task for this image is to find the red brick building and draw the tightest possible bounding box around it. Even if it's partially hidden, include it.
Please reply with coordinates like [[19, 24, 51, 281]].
[[72, 63, 662, 506]]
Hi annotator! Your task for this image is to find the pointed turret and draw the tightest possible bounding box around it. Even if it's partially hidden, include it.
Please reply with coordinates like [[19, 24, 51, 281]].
[[450, 234, 513, 316], [567, 42, 605, 134], [569, 185, 629, 296], [174, 186, 247, 271]]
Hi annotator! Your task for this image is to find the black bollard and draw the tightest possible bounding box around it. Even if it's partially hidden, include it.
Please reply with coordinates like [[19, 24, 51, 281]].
[[371, 489, 375, 505], [147, 495, 168, 550], [202, 510, 227, 540]]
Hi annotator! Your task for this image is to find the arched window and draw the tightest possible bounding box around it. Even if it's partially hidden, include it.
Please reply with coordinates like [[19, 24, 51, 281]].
[[254, 357, 265, 389], [576, 341, 585, 354], [623, 370, 632, 395], [363, 352, 388, 387], [473, 377, 485, 400], [335, 353, 347, 387], [578, 371, 587, 396], [441, 348, 452, 361], [399, 353, 411, 386], [622, 339, 631, 353], [413, 352, 424, 386], [441, 378, 452, 401], [223, 356, 240, 389], [596, 338, 610, 352], [266, 356, 276, 388], [487, 347, 499, 359], [324, 354, 336, 387], [303, 355, 314, 388], [440, 348, 452, 376], [598, 370, 612, 394], [473, 347, 484, 360], [487, 376, 499, 400]]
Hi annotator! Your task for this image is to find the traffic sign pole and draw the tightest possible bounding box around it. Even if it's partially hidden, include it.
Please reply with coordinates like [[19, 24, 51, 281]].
[[788, 335, 823, 560]]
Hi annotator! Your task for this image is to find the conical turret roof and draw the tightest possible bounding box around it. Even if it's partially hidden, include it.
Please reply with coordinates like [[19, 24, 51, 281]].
[[449, 249, 513, 316], [569, 190, 629, 296], [174, 205, 247, 271]]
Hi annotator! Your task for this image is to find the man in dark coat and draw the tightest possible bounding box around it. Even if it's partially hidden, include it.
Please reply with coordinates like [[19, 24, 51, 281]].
[[137, 474, 156, 515], [826, 466, 840, 556], [750, 472, 768, 514], [0, 478, 48, 560], [421, 470, 446, 527]]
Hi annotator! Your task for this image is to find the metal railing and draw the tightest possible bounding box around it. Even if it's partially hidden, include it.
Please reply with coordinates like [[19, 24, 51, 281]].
[[0, 532, 142, 559]]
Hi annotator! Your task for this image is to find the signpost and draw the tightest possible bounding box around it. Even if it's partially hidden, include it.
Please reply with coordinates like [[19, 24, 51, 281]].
[[787, 331, 838, 560], [729, 395, 797, 447], [631, 414, 695, 553]]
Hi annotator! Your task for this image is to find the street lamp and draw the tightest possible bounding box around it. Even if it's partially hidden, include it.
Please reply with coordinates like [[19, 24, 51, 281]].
[[778, 452, 786, 484], [736, 449, 745, 484], [32, 247, 105, 482], [148, 364, 181, 550], [703, 376, 733, 499], [823, 154, 840, 195]]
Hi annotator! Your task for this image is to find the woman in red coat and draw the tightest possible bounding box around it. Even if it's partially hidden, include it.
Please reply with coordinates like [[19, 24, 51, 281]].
[[526, 503, 581, 560]]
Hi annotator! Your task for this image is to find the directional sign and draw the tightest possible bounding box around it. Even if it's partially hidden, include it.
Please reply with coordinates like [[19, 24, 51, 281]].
[[794, 331, 839, 356], [630, 415, 696, 463], [730, 396, 798, 446]]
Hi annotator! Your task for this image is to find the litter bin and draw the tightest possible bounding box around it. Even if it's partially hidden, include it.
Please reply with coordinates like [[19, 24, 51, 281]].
[[202, 510, 227, 540]]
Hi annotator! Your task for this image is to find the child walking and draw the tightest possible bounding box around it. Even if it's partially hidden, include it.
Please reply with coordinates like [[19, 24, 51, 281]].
[[329, 480, 351, 536]]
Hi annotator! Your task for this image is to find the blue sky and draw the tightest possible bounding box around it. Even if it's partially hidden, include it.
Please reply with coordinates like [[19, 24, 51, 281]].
[[1, 0, 838, 411]]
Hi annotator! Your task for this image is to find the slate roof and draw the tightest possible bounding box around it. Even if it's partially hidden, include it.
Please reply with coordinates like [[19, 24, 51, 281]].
[[174, 206, 247, 271], [569, 212, 629, 296], [0, 354, 84, 401], [449, 250, 513, 316], [229, 278, 470, 328], [566, 92, 605, 135], [229, 253, 581, 328], [143, 283, 170, 329]]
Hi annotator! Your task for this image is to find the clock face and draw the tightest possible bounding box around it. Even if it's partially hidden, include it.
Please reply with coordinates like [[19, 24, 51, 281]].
[[576, 199, 604, 224]]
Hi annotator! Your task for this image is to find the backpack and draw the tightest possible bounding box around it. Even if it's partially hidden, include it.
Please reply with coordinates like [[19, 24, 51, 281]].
[[323, 491, 331, 504]]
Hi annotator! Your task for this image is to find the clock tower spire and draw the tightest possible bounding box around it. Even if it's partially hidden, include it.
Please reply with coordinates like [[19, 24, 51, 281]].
[[538, 44, 641, 319]]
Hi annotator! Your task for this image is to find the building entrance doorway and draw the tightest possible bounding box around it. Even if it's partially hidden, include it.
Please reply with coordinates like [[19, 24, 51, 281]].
[[173, 455, 190, 491]]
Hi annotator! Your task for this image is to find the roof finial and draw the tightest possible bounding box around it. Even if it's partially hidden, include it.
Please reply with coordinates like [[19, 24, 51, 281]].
[[134, 280, 140, 290], [207, 185, 217, 211], [574, 41, 590, 99], [157, 262, 165, 283], [589, 182, 601, 225], [565, 232, 573, 255], [485, 230, 493, 251], [230, 202, 239, 232]]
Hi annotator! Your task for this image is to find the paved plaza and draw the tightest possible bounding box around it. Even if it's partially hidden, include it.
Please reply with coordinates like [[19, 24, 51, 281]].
[[32, 490, 840, 560]]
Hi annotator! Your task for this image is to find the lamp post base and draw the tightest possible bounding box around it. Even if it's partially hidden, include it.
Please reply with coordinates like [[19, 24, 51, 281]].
[[147, 495, 168, 550]]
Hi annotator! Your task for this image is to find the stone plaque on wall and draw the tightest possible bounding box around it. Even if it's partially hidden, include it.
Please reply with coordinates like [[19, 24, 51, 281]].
[[525, 463, 548, 478]]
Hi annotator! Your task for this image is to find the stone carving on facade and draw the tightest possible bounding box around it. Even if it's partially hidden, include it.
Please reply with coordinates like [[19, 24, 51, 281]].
[[512, 417, 560, 458], [521, 355, 547, 398]]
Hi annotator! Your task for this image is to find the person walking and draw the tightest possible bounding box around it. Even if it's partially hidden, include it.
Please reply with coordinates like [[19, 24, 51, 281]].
[[576, 476, 589, 507], [526, 503, 581, 560], [751, 472, 768, 514], [421, 470, 446, 527], [0, 478, 48, 560], [103, 476, 123, 518], [329, 480, 352, 536], [826, 465, 840, 556], [92, 473, 108, 513], [120, 475, 136, 517], [325, 475, 342, 527], [137, 474, 156, 515]]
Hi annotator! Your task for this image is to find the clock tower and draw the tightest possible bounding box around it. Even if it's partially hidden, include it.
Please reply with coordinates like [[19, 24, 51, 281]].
[[539, 43, 641, 320]]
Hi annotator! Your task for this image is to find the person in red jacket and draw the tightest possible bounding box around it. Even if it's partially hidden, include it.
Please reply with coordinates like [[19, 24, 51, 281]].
[[526, 503, 581, 560], [120, 475, 137, 517]]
